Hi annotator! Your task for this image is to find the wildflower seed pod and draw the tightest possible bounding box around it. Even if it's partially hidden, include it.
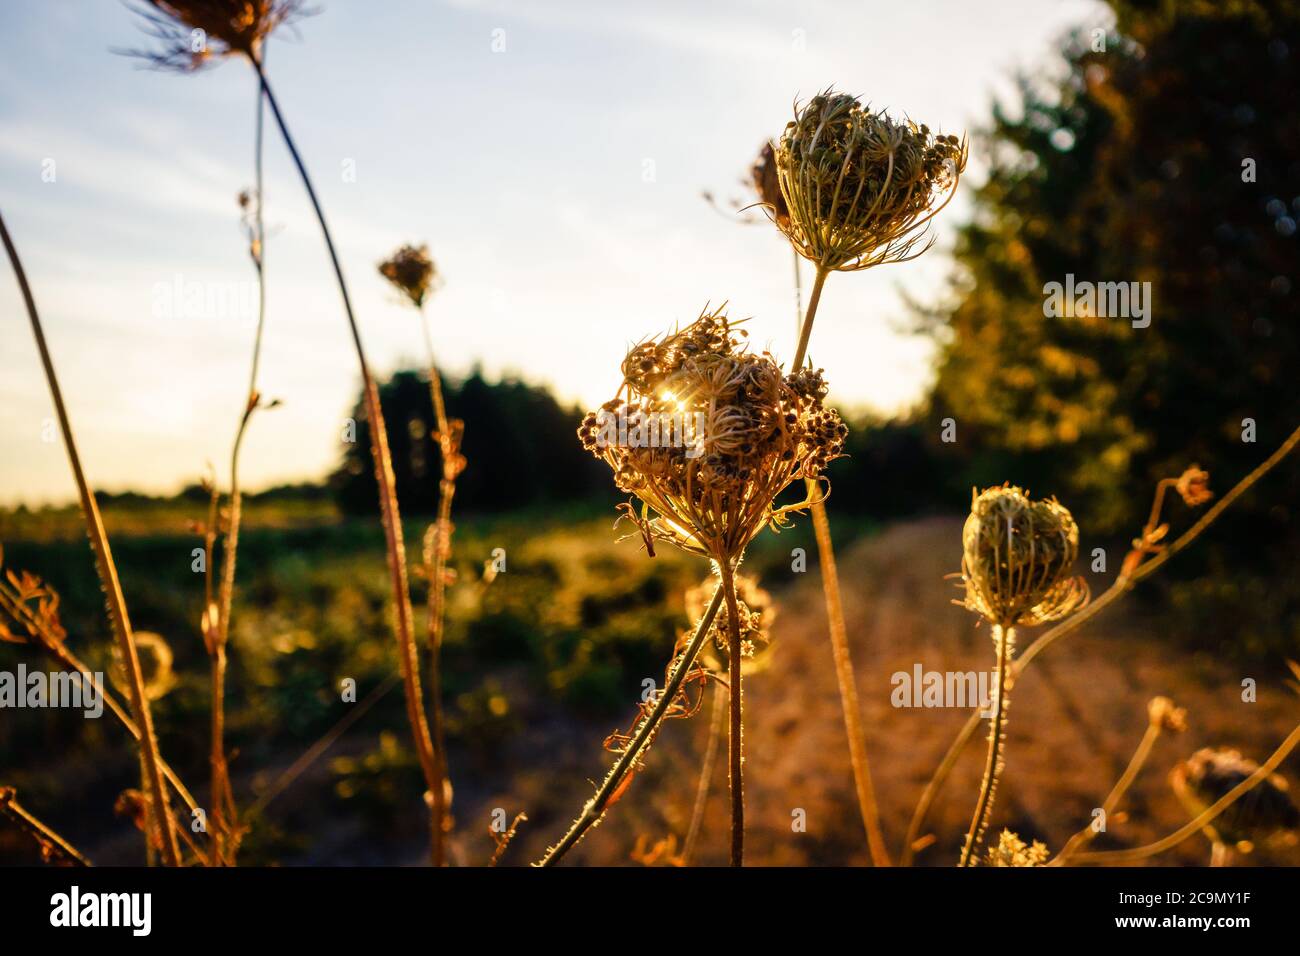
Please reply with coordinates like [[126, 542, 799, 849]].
[[960, 485, 1088, 628], [775, 89, 967, 272], [1172, 747, 1300, 846], [127, 1, 306, 71], [578, 307, 846, 560], [378, 243, 437, 309], [750, 142, 789, 228], [983, 829, 1049, 867]]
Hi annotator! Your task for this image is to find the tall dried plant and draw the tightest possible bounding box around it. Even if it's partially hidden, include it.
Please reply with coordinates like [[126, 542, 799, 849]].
[[378, 242, 465, 866], [0, 211, 181, 865], [763, 89, 968, 866], [126, 1, 441, 861]]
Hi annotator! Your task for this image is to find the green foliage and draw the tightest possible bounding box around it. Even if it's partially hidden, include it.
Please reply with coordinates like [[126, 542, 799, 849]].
[[918, 1, 1300, 656]]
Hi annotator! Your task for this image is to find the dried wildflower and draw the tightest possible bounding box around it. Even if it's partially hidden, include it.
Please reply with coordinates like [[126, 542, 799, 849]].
[[1174, 465, 1213, 508], [378, 243, 438, 309], [111, 631, 177, 701], [578, 307, 846, 561], [960, 485, 1088, 629], [125, 1, 305, 71], [775, 89, 967, 272], [1172, 747, 1300, 846], [984, 829, 1049, 867], [686, 571, 776, 670], [750, 142, 789, 227], [1147, 695, 1188, 733]]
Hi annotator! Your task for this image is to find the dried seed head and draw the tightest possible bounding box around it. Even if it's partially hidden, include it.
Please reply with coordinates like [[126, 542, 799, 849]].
[[1174, 465, 1213, 508], [983, 828, 1049, 867], [578, 307, 846, 559], [125, 1, 305, 71], [686, 571, 776, 672], [960, 485, 1088, 628], [775, 89, 967, 272], [1147, 695, 1188, 733], [750, 141, 789, 228], [1172, 747, 1300, 845], [378, 243, 438, 309]]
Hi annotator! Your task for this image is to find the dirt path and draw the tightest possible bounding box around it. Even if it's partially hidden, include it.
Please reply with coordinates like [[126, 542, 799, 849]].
[[512, 517, 1300, 866]]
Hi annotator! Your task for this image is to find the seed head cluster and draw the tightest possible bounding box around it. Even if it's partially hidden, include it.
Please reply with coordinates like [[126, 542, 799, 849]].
[[686, 570, 775, 670], [775, 89, 967, 271], [378, 243, 438, 309], [127, 1, 305, 71], [960, 485, 1088, 629], [1173, 747, 1300, 844], [578, 308, 846, 559]]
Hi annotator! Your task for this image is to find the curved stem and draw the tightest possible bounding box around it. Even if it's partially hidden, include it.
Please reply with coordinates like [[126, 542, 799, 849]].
[[810, 483, 891, 865], [537, 586, 724, 866], [901, 421, 1300, 864], [251, 59, 441, 855], [958, 624, 1013, 866], [1051, 721, 1161, 866], [719, 561, 745, 866], [0, 210, 180, 866]]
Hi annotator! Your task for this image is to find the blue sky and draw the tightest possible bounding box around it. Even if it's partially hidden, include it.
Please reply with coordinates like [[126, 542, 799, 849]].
[[0, 0, 1105, 504]]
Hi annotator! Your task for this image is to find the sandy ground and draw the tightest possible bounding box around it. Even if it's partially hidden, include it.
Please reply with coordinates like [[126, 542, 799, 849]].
[[506, 517, 1300, 867]]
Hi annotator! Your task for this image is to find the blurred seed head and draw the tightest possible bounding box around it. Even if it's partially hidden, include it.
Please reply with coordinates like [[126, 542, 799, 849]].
[[125, 1, 306, 71], [578, 307, 846, 559], [983, 828, 1049, 867], [750, 141, 789, 228], [960, 485, 1088, 629], [378, 243, 438, 310], [775, 89, 967, 272], [1171, 746, 1300, 846], [1174, 465, 1214, 508], [686, 570, 776, 673], [1147, 695, 1188, 733]]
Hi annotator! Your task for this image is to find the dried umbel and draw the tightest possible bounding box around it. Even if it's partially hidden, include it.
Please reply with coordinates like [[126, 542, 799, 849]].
[[126, 1, 305, 70], [577, 308, 846, 560], [984, 829, 1049, 867], [750, 142, 789, 228], [775, 89, 967, 272], [960, 485, 1088, 629], [686, 571, 776, 670], [1172, 747, 1300, 845], [378, 243, 438, 309], [1147, 695, 1188, 733]]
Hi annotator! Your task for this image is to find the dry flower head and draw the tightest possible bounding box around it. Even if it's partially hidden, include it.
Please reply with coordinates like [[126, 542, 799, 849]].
[[125, 1, 306, 71], [578, 307, 846, 560], [1147, 695, 1188, 733], [686, 570, 776, 672], [378, 243, 438, 310], [1172, 746, 1300, 845], [984, 828, 1049, 867], [960, 485, 1088, 629], [775, 89, 967, 272]]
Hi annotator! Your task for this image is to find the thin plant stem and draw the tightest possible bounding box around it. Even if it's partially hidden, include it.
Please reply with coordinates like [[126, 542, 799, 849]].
[[682, 680, 725, 864], [419, 302, 455, 867], [790, 265, 828, 372], [902, 421, 1300, 864], [0, 786, 92, 866], [1070, 723, 1300, 864], [208, 67, 270, 869], [958, 624, 1013, 866], [1050, 721, 1161, 866], [537, 586, 724, 866], [791, 260, 891, 866], [0, 209, 180, 866], [250, 58, 442, 859], [245, 671, 402, 821], [719, 560, 745, 866], [810, 482, 891, 865]]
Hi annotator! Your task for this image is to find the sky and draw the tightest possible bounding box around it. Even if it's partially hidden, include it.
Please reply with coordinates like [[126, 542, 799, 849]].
[[0, 0, 1106, 505]]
